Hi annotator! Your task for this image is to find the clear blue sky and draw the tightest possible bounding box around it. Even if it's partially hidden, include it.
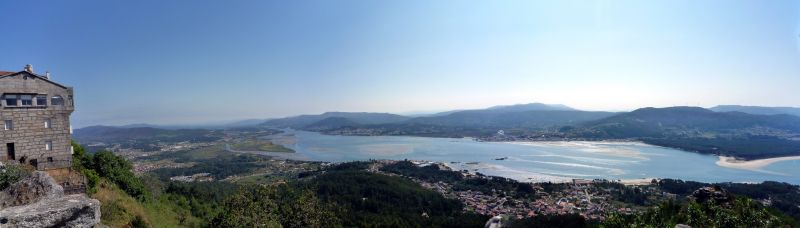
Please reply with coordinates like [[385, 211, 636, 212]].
[[1, 0, 799, 127]]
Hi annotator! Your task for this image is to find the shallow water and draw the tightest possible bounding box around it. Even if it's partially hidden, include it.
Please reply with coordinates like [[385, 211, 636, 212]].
[[271, 130, 800, 184]]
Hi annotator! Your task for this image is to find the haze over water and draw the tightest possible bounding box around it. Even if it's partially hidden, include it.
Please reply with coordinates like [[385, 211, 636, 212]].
[[271, 130, 800, 185]]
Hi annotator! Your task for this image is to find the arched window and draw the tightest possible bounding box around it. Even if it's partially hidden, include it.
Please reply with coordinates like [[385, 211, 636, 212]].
[[51, 96, 64, 106]]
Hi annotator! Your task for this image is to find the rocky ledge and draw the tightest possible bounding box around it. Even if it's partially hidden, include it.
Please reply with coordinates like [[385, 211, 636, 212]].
[[0, 171, 100, 228]]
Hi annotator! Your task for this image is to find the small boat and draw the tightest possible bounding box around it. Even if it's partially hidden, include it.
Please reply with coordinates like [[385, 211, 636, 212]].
[[494, 157, 508, 161]]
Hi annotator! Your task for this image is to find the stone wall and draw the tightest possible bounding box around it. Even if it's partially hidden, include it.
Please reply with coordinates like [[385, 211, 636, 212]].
[[0, 71, 74, 170]]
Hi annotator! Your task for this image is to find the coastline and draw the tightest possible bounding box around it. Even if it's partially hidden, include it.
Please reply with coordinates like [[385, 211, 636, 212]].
[[438, 161, 574, 183], [259, 130, 800, 184], [716, 155, 800, 171]]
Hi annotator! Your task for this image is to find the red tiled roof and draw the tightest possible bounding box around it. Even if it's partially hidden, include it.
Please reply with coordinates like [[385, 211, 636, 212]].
[[0, 71, 16, 76]]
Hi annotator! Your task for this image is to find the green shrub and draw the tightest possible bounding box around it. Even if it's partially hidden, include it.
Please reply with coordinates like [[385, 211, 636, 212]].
[[130, 215, 148, 228], [71, 141, 89, 171], [0, 164, 32, 190], [72, 142, 149, 201], [83, 169, 100, 194]]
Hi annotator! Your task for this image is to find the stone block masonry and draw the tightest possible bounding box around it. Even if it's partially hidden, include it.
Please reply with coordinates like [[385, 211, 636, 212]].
[[0, 66, 75, 171]]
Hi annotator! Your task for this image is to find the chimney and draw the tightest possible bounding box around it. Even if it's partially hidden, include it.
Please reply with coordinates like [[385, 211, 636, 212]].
[[45, 71, 51, 79], [24, 64, 33, 73]]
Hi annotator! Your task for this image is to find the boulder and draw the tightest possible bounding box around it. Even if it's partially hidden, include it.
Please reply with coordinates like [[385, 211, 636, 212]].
[[0, 195, 101, 228], [485, 215, 506, 228], [0, 171, 64, 208], [0, 171, 100, 227]]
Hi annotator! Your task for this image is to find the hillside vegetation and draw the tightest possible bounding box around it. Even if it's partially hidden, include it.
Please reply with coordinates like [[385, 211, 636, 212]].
[[61, 141, 800, 227], [568, 107, 800, 159]]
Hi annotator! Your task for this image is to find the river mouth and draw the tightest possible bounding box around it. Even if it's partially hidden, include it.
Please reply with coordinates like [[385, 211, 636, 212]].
[[270, 130, 800, 184]]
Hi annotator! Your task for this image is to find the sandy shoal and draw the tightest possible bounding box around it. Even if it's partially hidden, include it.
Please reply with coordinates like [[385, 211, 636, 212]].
[[716, 155, 800, 170]]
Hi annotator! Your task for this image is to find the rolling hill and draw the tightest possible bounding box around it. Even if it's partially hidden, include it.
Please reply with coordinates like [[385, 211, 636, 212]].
[[260, 103, 605, 131], [710, 105, 800, 117], [578, 106, 800, 138], [295, 103, 616, 137], [570, 107, 800, 159], [261, 112, 410, 128], [408, 110, 615, 128], [303, 117, 363, 131]]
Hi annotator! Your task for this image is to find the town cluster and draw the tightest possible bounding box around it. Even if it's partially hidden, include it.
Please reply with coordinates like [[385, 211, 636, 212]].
[[369, 160, 672, 221]]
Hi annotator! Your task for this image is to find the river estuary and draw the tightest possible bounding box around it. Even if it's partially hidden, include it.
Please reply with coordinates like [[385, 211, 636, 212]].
[[267, 130, 800, 184]]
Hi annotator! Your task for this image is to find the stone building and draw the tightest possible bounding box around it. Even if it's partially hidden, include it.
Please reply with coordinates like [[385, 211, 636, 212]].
[[0, 65, 74, 171]]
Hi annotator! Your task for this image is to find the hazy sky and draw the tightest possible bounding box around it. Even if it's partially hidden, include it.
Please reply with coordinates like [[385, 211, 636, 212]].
[[1, 1, 799, 127]]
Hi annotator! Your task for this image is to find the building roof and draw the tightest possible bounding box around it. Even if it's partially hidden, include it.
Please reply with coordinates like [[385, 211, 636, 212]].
[[0, 70, 69, 89]]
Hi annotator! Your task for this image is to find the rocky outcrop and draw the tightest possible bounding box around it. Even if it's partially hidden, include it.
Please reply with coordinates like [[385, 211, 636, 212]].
[[691, 186, 734, 208], [0, 171, 100, 227], [0, 195, 100, 227], [0, 171, 64, 208], [484, 215, 505, 228]]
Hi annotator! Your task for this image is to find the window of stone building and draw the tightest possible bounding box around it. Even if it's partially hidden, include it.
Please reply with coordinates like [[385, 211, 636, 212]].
[[51, 95, 64, 106], [45, 141, 53, 151], [4, 94, 17, 106], [36, 95, 47, 106], [44, 118, 52, 128], [47, 157, 53, 162], [3, 120, 12, 130], [20, 95, 33, 106]]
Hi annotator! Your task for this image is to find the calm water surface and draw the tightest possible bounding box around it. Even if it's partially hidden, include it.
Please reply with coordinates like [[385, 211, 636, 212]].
[[269, 130, 800, 184]]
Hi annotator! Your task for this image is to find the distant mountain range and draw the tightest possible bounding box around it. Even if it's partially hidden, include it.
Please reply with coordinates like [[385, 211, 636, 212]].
[[259, 103, 612, 132], [406, 110, 614, 128], [76, 103, 800, 159], [261, 112, 411, 128], [485, 103, 576, 112], [710, 105, 800, 117]]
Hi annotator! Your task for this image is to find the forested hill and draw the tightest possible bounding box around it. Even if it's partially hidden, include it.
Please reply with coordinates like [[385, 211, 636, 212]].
[[302, 117, 362, 131], [567, 107, 800, 159], [407, 110, 616, 128], [262, 103, 615, 135], [711, 105, 800, 117], [578, 106, 800, 138], [260, 112, 410, 128]]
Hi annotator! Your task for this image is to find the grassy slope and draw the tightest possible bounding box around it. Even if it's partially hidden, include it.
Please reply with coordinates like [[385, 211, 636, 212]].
[[93, 179, 203, 227]]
